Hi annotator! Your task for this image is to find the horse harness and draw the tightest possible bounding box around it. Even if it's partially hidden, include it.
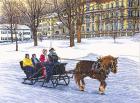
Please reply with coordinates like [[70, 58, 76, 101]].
[[91, 60, 101, 73], [90, 60, 113, 78]]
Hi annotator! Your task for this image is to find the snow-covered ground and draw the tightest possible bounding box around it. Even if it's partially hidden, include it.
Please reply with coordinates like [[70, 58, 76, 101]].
[[0, 36, 140, 103]]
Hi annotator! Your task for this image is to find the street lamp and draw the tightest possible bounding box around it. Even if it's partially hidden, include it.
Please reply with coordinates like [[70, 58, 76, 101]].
[[49, 17, 53, 48]]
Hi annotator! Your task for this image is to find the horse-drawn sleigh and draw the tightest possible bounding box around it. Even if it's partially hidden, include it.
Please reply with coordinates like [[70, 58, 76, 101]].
[[20, 55, 118, 94], [19, 61, 70, 88]]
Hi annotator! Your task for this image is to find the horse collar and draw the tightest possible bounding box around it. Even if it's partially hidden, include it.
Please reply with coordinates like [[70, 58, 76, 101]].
[[92, 61, 101, 73]]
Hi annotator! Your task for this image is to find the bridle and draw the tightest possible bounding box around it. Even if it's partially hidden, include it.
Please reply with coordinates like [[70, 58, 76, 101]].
[[109, 60, 118, 73]]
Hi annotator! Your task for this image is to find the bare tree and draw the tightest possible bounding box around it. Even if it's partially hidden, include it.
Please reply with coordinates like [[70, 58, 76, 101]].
[[75, 1, 85, 43], [1, 0, 20, 51], [17, 0, 51, 46], [1, 0, 19, 43], [54, 0, 77, 47], [54, 0, 114, 46]]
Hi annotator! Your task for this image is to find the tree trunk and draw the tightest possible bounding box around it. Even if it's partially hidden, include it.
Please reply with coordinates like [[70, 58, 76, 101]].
[[77, 25, 82, 43], [32, 28, 38, 46], [69, 26, 74, 47], [10, 24, 13, 43], [15, 34, 18, 51]]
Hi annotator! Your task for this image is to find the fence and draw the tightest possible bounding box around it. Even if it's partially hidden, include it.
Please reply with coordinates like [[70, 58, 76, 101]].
[[46, 31, 139, 40]]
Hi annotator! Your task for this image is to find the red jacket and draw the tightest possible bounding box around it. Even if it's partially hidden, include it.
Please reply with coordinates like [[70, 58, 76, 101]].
[[40, 54, 45, 62]]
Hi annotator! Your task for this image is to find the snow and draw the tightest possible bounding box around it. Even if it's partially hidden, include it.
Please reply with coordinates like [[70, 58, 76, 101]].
[[132, 33, 140, 42], [0, 24, 30, 30], [0, 37, 140, 103]]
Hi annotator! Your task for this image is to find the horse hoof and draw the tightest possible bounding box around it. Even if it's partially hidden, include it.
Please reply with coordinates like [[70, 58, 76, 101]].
[[99, 86, 105, 94], [80, 86, 85, 91], [80, 89, 84, 91], [99, 91, 105, 95]]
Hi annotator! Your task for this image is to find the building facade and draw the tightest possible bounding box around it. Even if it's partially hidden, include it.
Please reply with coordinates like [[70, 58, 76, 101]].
[[82, 0, 140, 36], [38, 0, 140, 38], [0, 24, 31, 42], [37, 13, 68, 38]]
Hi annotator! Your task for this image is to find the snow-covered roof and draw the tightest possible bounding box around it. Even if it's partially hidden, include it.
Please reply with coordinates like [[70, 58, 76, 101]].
[[0, 24, 30, 30]]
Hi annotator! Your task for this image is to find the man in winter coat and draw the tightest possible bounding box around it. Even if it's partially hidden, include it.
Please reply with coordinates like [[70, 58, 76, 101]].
[[45, 48, 60, 82], [48, 48, 59, 63]]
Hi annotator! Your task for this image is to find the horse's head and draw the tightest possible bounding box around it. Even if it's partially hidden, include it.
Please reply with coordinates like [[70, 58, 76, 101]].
[[98, 55, 118, 74], [109, 57, 118, 74]]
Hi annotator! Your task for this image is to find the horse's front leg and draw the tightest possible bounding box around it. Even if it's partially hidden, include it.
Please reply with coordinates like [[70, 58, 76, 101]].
[[99, 80, 107, 94]]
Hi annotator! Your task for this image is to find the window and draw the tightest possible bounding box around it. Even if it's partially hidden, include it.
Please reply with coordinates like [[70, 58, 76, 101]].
[[82, 16, 85, 23], [1, 31, 7, 34], [92, 24, 94, 32], [92, 5, 94, 11], [82, 26, 85, 32], [132, 10, 136, 16], [86, 23, 90, 27], [121, 0, 124, 7], [116, 1, 119, 7], [23, 32, 30, 35], [86, 15, 90, 23], [92, 15, 94, 22], [106, 3, 109, 9], [111, 3, 114, 8], [86, 28, 90, 32], [128, 22, 133, 29], [128, 0, 132, 7]]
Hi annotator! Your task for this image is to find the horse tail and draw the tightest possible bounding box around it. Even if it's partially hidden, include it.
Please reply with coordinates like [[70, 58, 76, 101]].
[[73, 61, 83, 85], [74, 65, 81, 85], [74, 71, 79, 84]]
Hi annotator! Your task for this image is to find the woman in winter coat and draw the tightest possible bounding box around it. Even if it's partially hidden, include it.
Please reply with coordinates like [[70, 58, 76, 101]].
[[22, 54, 34, 78], [31, 54, 40, 66], [39, 49, 48, 63]]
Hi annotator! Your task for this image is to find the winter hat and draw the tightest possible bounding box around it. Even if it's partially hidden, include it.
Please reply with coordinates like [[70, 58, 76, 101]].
[[49, 48, 55, 52], [32, 54, 36, 57], [42, 49, 47, 52], [25, 54, 29, 58]]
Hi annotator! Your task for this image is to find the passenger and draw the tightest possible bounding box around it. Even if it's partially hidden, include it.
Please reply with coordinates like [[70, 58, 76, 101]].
[[31, 54, 40, 67], [32, 53, 46, 78], [45, 48, 60, 82], [39, 49, 48, 63], [48, 48, 59, 63], [22, 54, 34, 78]]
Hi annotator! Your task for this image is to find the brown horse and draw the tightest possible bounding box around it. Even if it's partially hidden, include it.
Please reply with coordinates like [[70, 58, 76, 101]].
[[74, 55, 118, 94]]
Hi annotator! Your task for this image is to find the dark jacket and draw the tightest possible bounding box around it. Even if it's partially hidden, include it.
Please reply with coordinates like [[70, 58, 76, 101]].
[[48, 51, 58, 63]]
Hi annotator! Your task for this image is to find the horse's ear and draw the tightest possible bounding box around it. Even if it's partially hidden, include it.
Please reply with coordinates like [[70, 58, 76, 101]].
[[97, 56, 102, 62], [114, 57, 118, 61]]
